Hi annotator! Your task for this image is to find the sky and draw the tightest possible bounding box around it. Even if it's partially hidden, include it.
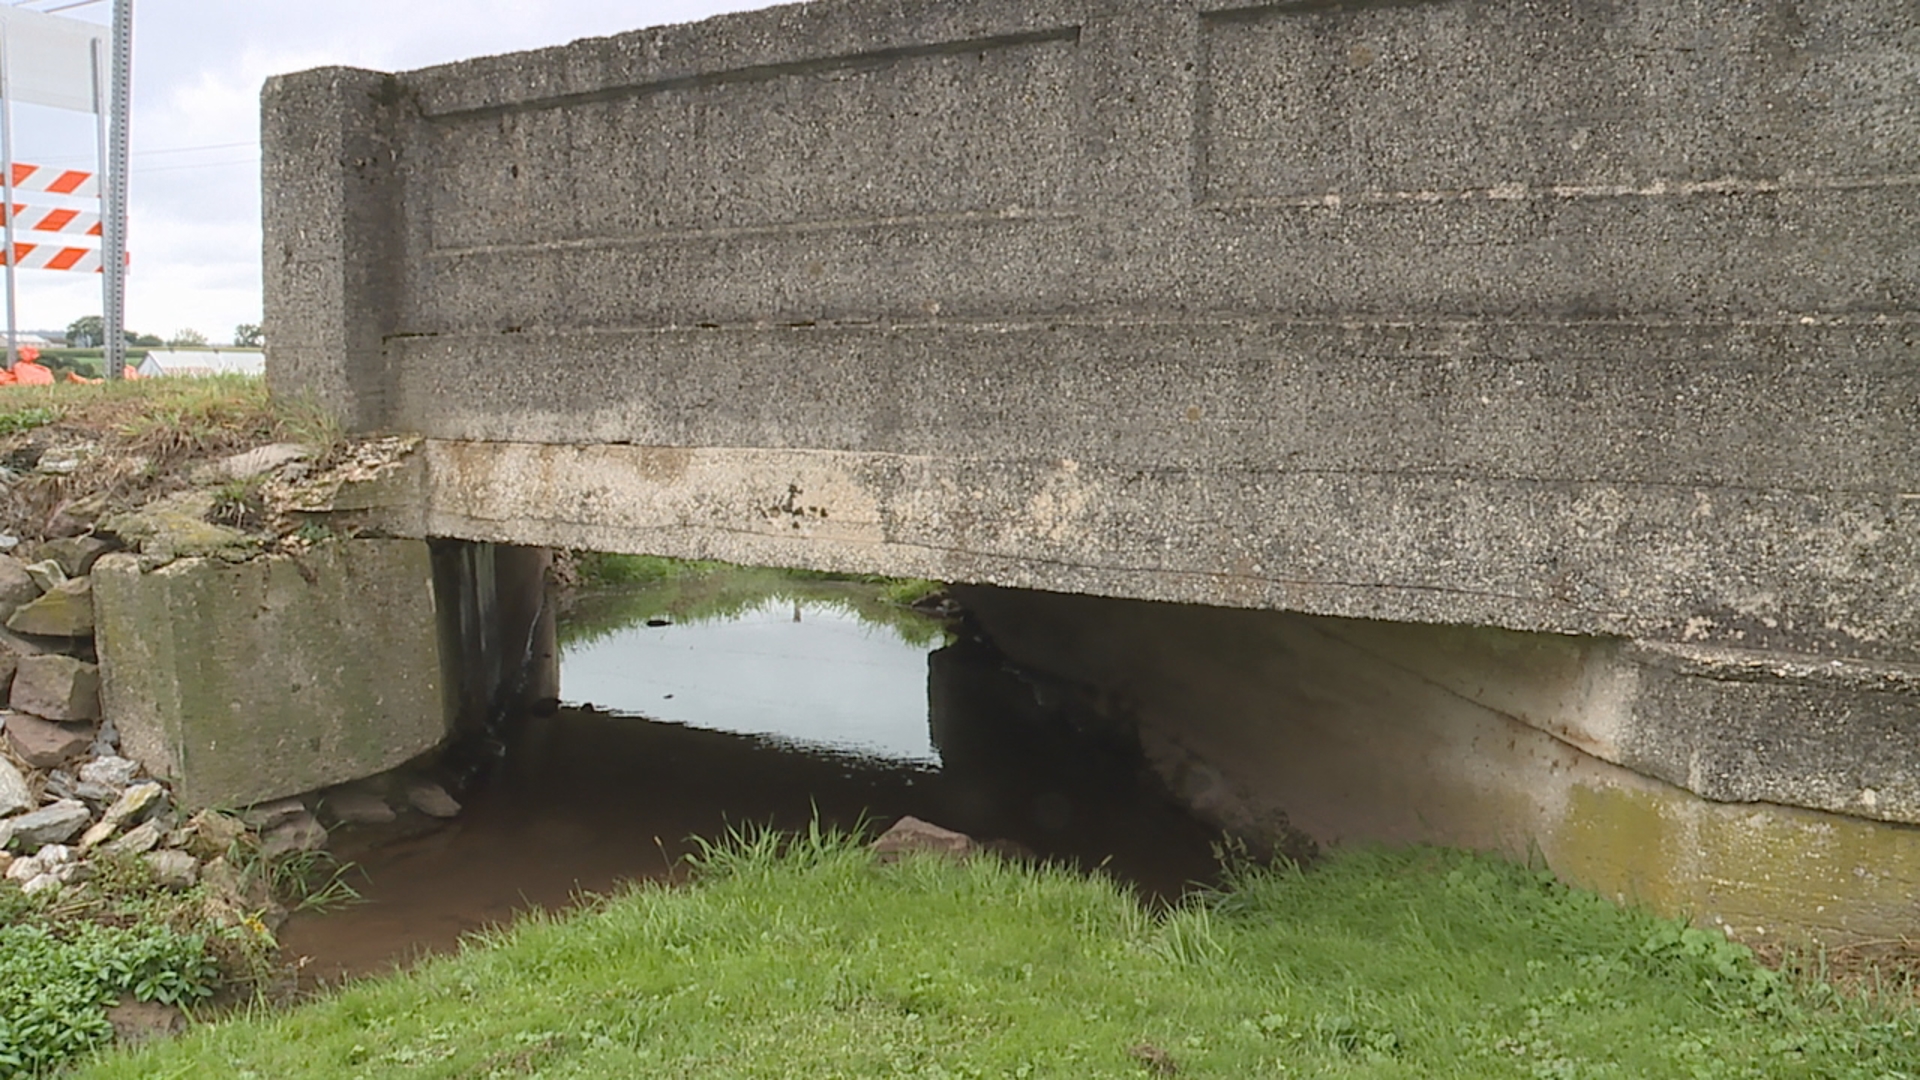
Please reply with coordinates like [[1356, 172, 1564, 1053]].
[[5, 0, 778, 343]]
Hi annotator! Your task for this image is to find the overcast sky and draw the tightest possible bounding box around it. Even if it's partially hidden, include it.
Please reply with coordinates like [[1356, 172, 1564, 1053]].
[[6, 0, 777, 342]]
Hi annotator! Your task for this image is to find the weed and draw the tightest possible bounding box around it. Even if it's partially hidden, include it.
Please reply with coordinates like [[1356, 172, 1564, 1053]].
[[0, 404, 57, 436], [0, 921, 217, 1075], [208, 475, 267, 530], [266, 850, 365, 915], [879, 577, 942, 607]]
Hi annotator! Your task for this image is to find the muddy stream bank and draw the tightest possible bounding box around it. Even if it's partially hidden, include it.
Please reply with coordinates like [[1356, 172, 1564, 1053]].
[[279, 574, 1225, 986]]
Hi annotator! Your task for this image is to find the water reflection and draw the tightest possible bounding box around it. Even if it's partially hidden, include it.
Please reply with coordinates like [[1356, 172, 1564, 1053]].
[[278, 571, 1222, 985], [562, 597, 942, 764]]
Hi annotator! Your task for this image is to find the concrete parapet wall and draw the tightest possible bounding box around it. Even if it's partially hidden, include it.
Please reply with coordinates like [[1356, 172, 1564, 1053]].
[[265, 0, 1920, 667], [94, 542, 448, 810]]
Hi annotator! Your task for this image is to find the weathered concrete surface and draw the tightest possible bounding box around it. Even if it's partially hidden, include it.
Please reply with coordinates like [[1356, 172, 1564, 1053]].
[[266, 0, 1919, 667], [263, 0, 1920, 932], [93, 542, 448, 810], [956, 584, 1920, 943]]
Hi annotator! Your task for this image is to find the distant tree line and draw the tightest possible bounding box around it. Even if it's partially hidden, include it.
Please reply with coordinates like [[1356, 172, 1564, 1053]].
[[63, 315, 264, 349]]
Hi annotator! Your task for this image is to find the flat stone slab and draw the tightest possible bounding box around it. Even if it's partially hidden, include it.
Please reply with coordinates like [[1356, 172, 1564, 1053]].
[[241, 797, 308, 831], [36, 536, 116, 578], [6, 576, 93, 637], [10, 656, 101, 722], [194, 443, 312, 484], [403, 779, 460, 819], [871, 816, 976, 860], [3, 712, 93, 767], [5, 799, 90, 851], [321, 786, 395, 825], [78, 755, 139, 791], [260, 811, 328, 859]]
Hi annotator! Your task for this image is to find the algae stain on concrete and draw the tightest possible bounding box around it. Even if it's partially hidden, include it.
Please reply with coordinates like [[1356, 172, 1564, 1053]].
[[1551, 780, 1920, 944], [96, 540, 448, 810]]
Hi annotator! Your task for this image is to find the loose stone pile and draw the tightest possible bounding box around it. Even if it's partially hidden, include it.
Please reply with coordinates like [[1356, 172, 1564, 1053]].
[[0, 538, 177, 891], [0, 435, 465, 918]]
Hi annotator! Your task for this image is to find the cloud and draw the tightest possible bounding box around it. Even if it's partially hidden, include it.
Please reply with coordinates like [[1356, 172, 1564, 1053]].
[[11, 0, 776, 341]]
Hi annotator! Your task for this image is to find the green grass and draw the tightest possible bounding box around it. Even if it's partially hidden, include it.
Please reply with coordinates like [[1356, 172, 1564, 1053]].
[[73, 830, 1920, 1079]]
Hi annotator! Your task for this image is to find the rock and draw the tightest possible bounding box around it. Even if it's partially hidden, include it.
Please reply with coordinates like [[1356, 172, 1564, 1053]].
[[3, 712, 93, 766], [42, 769, 76, 800], [0, 655, 15, 703], [93, 716, 119, 755], [0, 626, 64, 660], [178, 809, 248, 860], [6, 577, 93, 636], [37, 536, 116, 578], [320, 786, 395, 825], [34, 446, 87, 476], [82, 781, 167, 847], [21, 872, 60, 894], [0, 755, 29, 817], [7, 800, 89, 849], [22, 559, 65, 593], [52, 860, 91, 885], [73, 780, 115, 804], [240, 797, 308, 832], [0, 852, 10, 877], [259, 811, 328, 859], [9, 656, 101, 722], [79, 755, 139, 791], [103, 820, 163, 856], [195, 443, 312, 484], [404, 779, 461, 819], [1128, 1043, 1179, 1076], [871, 816, 977, 861], [100, 492, 259, 563], [0, 555, 38, 619], [200, 856, 243, 904], [142, 850, 199, 890], [106, 998, 186, 1046], [5, 852, 40, 881]]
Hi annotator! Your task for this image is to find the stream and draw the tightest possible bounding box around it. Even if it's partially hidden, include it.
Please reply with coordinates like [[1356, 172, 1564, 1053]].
[[278, 571, 1223, 986]]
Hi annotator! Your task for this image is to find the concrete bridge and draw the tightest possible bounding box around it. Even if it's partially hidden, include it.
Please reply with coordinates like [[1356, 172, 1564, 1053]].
[[264, 0, 1920, 940]]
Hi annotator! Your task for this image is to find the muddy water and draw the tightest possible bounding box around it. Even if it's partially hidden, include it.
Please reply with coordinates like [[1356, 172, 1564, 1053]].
[[278, 577, 1223, 986]]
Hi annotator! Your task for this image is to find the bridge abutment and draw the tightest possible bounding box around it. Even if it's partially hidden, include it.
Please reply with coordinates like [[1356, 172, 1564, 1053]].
[[955, 584, 1920, 943], [260, 0, 1919, 941]]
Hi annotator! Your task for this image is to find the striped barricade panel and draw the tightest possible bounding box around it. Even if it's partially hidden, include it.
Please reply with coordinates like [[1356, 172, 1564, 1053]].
[[3, 203, 100, 237], [0, 243, 101, 272], [7, 163, 96, 198]]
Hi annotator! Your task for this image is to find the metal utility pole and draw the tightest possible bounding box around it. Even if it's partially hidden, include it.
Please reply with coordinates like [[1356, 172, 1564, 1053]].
[[1, 20, 17, 373], [100, 0, 130, 379]]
